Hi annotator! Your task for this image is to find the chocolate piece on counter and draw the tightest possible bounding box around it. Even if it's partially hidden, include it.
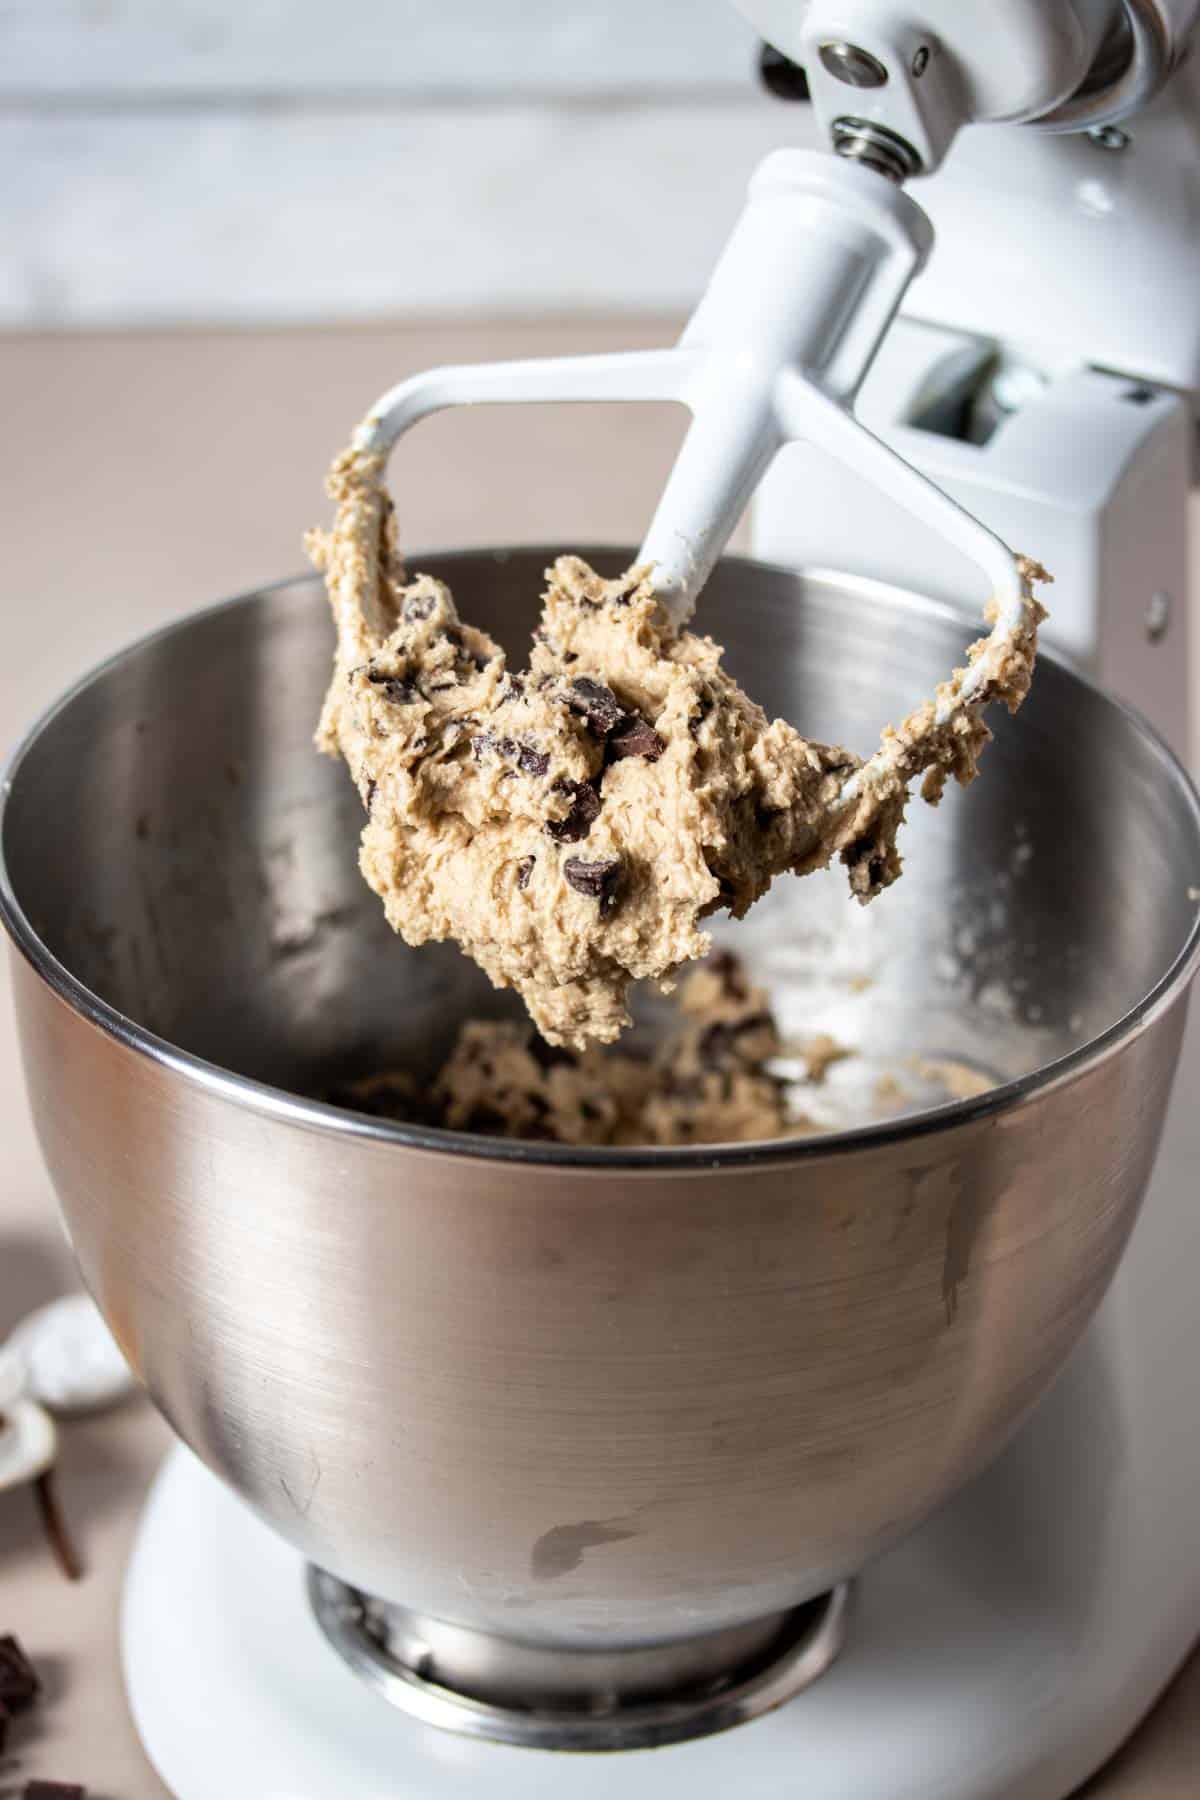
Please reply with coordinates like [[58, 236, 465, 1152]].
[[545, 780, 601, 844], [0, 1635, 40, 1712], [23, 1783, 87, 1799], [607, 713, 664, 763], [566, 677, 624, 735], [515, 856, 535, 891], [563, 856, 622, 908]]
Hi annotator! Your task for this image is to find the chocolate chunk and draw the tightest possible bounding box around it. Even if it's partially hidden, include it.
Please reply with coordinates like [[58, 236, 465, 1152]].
[[563, 856, 622, 914], [366, 672, 419, 705], [545, 779, 601, 844], [518, 743, 550, 778], [403, 593, 436, 621], [708, 949, 747, 1000], [608, 713, 664, 763], [699, 1021, 737, 1066], [567, 677, 624, 734], [0, 1636, 40, 1713], [516, 855, 535, 890], [23, 1783, 87, 1799], [843, 835, 889, 889]]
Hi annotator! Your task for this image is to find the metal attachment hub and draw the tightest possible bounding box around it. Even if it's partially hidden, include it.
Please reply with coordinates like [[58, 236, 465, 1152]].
[[830, 116, 923, 182], [818, 40, 889, 88], [308, 1571, 851, 1751]]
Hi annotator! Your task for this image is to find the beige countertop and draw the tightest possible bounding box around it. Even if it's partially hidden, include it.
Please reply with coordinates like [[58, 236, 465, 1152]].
[[0, 323, 1197, 1798]]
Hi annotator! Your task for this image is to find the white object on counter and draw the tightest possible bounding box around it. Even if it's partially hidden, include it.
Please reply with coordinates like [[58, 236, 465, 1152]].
[[0, 1341, 57, 1493], [5, 1293, 135, 1416]]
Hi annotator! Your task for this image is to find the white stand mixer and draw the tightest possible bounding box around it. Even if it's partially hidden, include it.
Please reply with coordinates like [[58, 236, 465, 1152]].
[[121, 3, 1200, 1794]]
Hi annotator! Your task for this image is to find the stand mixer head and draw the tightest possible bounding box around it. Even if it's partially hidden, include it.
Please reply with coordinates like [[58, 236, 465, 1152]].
[[348, 1, 1199, 859]]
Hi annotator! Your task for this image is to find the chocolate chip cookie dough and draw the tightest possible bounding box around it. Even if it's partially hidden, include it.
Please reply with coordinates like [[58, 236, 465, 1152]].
[[333, 952, 802, 1147], [309, 444, 1047, 1049]]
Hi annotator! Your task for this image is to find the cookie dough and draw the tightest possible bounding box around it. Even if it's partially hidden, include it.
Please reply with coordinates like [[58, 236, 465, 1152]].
[[332, 952, 803, 1146], [309, 445, 1047, 1048]]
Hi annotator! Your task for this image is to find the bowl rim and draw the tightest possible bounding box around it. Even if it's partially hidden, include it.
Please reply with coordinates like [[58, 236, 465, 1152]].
[[3, 547, 1200, 1172]]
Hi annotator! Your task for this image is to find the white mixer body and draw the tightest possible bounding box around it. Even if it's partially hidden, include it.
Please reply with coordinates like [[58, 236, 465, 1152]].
[[745, 23, 1200, 1800]]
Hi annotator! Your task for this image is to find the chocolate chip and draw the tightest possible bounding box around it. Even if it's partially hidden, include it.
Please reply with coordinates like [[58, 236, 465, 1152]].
[[403, 593, 436, 621], [608, 713, 664, 762], [23, 1782, 87, 1798], [563, 855, 622, 910], [708, 949, 747, 999], [843, 835, 889, 888], [699, 1021, 737, 1066], [516, 855, 535, 890], [366, 672, 419, 705], [0, 1636, 40, 1713], [545, 779, 601, 843], [518, 743, 550, 778], [567, 677, 624, 734]]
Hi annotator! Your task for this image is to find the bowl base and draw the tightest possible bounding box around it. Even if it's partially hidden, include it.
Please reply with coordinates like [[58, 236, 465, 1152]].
[[307, 1571, 849, 1751]]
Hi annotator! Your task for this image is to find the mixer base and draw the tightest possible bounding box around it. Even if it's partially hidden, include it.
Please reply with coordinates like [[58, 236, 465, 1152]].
[[122, 1370, 1196, 1800]]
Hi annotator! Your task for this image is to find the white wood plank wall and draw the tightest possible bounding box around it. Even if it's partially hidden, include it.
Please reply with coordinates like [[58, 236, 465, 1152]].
[[1, 1, 817, 326]]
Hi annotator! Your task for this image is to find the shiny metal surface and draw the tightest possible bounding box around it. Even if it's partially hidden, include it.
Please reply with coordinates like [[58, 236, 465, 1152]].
[[1034, 0, 1176, 132], [308, 1572, 848, 1749], [2, 549, 1199, 1655]]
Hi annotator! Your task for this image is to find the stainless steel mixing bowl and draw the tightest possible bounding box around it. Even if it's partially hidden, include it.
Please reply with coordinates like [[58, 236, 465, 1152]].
[[2, 550, 1198, 1658]]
